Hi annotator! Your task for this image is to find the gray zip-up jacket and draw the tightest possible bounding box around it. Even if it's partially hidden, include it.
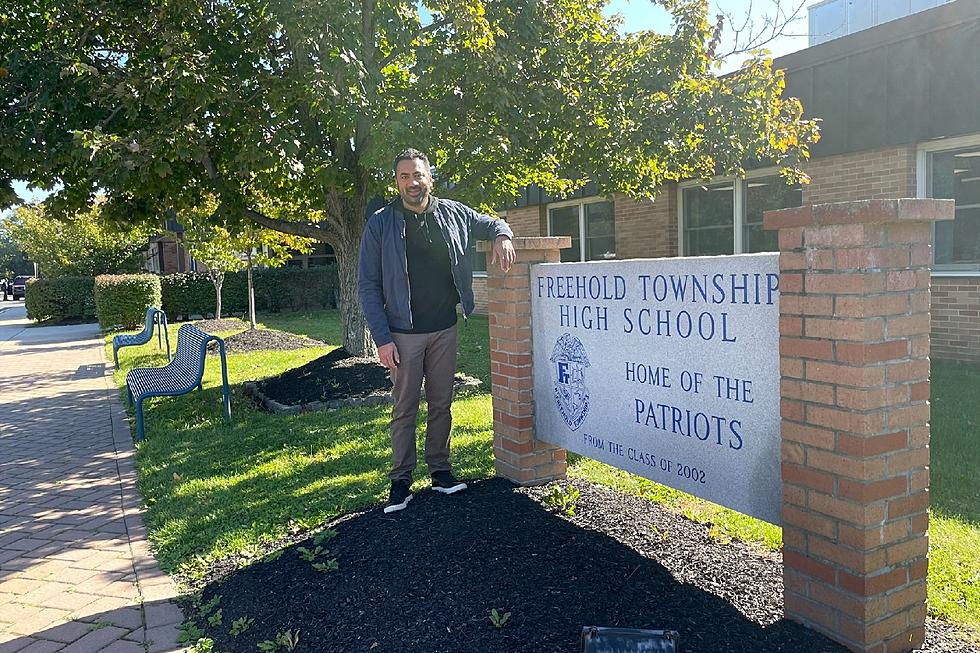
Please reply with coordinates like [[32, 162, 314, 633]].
[[357, 198, 514, 347]]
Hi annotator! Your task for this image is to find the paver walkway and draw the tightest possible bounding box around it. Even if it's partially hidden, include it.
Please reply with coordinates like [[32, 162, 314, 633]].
[[0, 304, 184, 653]]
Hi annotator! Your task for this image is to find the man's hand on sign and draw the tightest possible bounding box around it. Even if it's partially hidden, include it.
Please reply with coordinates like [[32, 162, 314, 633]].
[[491, 236, 516, 273], [378, 342, 400, 370]]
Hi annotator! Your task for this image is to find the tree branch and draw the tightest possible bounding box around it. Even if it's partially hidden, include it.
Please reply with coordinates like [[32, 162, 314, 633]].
[[243, 207, 334, 242], [200, 149, 342, 242], [378, 17, 450, 68], [718, 0, 808, 59]]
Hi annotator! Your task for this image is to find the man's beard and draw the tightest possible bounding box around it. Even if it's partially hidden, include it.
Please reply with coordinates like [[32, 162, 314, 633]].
[[401, 187, 430, 212]]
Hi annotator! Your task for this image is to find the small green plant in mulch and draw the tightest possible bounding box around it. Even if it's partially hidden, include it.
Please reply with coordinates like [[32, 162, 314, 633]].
[[258, 629, 301, 652], [196, 594, 221, 618], [312, 558, 339, 573], [297, 542, 338, 571], [297, 546, 322, 562], [230, 616, 254, 637], [543, 482, 581, 517], [189, 638, 216, 653], [207, 608, 223, 627], [488, 608, 511, 629], [177, 620, 205, 645]]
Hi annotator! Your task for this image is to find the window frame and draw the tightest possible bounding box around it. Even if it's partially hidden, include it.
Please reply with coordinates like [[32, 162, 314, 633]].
[[546, 196, 616, 262], [917, 132, 980, 277], [677, 167, 796, 256]]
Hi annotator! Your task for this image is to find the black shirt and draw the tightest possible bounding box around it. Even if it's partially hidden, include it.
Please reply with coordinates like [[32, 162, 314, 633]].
[[390, 198, 460, 334]]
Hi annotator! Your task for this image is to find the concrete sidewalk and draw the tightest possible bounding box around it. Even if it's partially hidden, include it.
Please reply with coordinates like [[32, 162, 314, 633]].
[[0, 304, 184, 653]]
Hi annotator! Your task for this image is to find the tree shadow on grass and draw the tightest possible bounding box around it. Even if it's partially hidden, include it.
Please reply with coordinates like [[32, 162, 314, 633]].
[[189, 478, 849, 653], [132, 395, 409, 575]]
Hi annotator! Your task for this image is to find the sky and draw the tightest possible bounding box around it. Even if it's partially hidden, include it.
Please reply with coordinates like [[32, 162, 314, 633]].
[[604, 0, 822, 66], [7, 0, 823, 213]]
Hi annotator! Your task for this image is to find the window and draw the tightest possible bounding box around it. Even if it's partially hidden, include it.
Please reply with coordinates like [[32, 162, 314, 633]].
[[680, 174, 802, 256], [927, 146, 980, 270], [744, 176, 803, 253], [547, 199, 616, 262], [683, 182, 735, 256], [472, 211, 505, 276]]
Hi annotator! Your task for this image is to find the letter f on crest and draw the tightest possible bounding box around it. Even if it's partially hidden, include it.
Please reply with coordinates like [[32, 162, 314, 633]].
[[557, 361, 570, 384]]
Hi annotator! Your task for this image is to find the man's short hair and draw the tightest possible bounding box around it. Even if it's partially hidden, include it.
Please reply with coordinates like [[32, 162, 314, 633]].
[[393, 148, 430, 174]]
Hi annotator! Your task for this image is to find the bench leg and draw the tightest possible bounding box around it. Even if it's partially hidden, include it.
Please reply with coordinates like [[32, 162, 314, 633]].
[[135, 398, 146, 441], [126, 385, 133, 406], [222, 385, 231, 423], [113, 345, 120, 368], [219, 341, 231, 423]]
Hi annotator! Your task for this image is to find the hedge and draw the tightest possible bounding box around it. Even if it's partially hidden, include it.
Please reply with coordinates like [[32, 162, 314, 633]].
[[24, 276, 96, 323], [161, 266, 338, 320], [94, 274, 162, 330]]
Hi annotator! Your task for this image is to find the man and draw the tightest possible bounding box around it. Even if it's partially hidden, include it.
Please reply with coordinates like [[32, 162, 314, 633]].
[[358, 148, 516, 513]]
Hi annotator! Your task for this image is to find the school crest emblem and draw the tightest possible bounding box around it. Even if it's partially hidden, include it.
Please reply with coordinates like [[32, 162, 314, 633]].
[[550, 333, 591, 431]]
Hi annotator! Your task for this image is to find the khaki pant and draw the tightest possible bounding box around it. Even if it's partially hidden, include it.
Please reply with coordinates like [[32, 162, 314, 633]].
[[389, 325, 457, 482]]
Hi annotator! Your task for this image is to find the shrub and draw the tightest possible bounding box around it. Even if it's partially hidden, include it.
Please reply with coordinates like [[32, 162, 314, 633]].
[[24, 276, 96, 323], [160, 272, 215, 321], [94, 274, 162, 330], [253, 266, 338, 313], [161, 266, 338, 320]]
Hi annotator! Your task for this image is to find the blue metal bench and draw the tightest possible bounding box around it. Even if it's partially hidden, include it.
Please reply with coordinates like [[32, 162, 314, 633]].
[[113, 307, 171, 367], [126, 324, 231, 441]]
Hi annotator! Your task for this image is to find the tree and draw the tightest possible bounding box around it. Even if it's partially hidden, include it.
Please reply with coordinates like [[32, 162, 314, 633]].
[[185, 226, 244, 322], [183, 220, 312, 323], [238, 225, 314, 328], [0, 223, 32, 277], [7, 202, 149, 277], [0, 0, 819, 355]]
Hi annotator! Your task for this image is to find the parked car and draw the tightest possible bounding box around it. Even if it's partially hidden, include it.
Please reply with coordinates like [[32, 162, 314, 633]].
[[11, 275, 34, 300]]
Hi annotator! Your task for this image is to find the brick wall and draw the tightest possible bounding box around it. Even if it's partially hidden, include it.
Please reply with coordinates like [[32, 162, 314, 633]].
[[160, 242, 189, 274], [803, 146, 916, 206], [766, 199, 952, 653], [931, 276, 980, 362], [506, 205, 546, 238], [473, 275, 489, 315], [614, 186, 677, 260], [482, 237, 569, 485]]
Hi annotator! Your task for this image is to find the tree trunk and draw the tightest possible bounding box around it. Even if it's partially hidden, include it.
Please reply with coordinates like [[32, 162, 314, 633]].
[[213, 272, 224, 320], [247, 251, 256, 329], [336, 241, 375, 357]]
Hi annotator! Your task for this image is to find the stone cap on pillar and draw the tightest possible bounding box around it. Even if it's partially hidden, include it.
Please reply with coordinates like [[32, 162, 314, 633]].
[[763, 198, 955, 231], [477, 236, 572, 252]]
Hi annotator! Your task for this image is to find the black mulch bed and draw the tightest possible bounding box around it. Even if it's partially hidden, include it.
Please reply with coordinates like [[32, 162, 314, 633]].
[[206, 327, 325, 356], [257, 347, 392, 405], [190, 477, 957, 653], [194, 318, 249, 333]]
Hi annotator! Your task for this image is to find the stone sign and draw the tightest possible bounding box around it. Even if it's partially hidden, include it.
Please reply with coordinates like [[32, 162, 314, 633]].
[[530, 254, 782, 524]]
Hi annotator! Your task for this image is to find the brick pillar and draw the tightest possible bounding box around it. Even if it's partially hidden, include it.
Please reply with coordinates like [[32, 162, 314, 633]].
[[764, 199, 954, 653], [478, 236, 571, 485]]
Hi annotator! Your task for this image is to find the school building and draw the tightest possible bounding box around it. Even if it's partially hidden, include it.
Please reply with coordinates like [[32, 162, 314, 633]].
[[475, 0, 980, 362]]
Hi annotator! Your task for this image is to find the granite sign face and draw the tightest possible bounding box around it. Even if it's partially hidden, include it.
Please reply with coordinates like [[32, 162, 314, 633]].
[[530, 254, 782, 524]]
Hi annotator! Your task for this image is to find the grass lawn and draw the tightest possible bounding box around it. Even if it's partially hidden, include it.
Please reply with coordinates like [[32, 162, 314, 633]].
[[110, 310, 979, 636]]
